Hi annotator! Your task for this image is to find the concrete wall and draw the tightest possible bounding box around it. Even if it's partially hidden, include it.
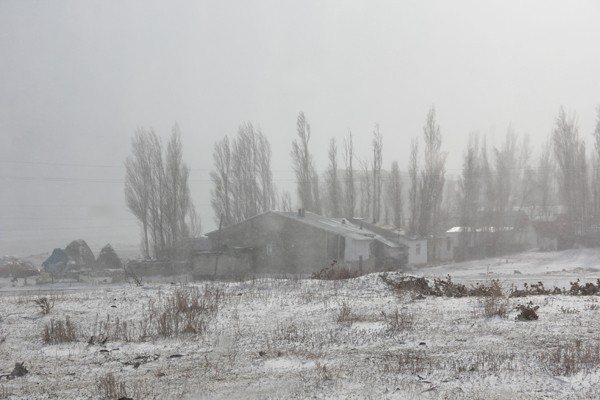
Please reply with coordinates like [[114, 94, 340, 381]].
[[430, 236, 454, 262], [398, 237, 428, 266], [344, 238, 371, 262]]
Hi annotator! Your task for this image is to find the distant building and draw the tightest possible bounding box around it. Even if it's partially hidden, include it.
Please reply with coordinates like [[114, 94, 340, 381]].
[[446, 224, 537, 259], [347, 219, 430, 266], [428, 234, 455, 263], [194, 210, 408, 279], [532, 221, 559, 251], [397, 234, 428, 266]]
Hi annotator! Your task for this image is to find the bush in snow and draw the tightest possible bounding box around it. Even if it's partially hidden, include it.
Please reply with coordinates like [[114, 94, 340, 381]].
[[515, 302, 539, 321], [43, 317, 78, 344], [34, 296, 54, 315], [95, 373, 128, 400]]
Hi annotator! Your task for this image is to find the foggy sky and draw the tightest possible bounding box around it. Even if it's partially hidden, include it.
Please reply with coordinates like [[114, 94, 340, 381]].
[[1, 0, 600, 256]]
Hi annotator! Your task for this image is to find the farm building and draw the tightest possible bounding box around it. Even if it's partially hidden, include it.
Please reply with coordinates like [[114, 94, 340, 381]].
[[194, 210, 408, 278], [347, 219, 430, 266]]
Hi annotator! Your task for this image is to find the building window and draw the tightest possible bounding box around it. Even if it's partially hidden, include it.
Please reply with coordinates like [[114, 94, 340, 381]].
[[416, 244, 421, 255]]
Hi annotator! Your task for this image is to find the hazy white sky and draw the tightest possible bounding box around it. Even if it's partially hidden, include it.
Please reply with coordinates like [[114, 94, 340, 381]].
[[1, 0, 600, 256]]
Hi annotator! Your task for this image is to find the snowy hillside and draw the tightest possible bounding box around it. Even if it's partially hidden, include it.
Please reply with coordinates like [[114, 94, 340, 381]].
[[1, 249, 600, 399]]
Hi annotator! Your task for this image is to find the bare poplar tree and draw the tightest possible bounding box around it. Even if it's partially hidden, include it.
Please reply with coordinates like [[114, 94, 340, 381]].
[[592, 107, 600, 223], [210, 136, 232, 226], [343, 131, 355, 218], [147, 131, 166, 258], [312, 173, 323, 215], [553, 107, 587, 234], [492, 129, 518, 239], [386, 160, 403, 228], [217, 122, 276, 224], [291, 112, 317, 211], [457, 133, 481, 259], [279, 191, 292, 212], [535, 138, 555, 221], [516, 134, 535, 210], [418, 107, 447, 244], [407, 138, 419, 236], [256, 130, 277, 212], [164, 125, 193, 258], [359, 158, 372, 219], [325, 137, 342, 217], [125, 126, 197, 260], [372, 125, 383, 223], [125, 128, 154, 258]]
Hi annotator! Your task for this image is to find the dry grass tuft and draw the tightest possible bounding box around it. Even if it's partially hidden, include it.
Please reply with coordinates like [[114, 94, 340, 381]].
[[475, 295, 509, 319], [34, 296, 54, 314], [381, 350, 430, 374], [312, 265, 360, 280], [381, 308, 416, 331], [335, 301, 358, 324], [43, 317, 78, 344], [95, 373, 128, 399], [543, 339, 600, 376]]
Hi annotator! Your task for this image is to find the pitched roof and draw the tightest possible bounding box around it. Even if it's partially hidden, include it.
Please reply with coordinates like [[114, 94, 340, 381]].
[[273, 211, 374, 241], [206, 211, 408, 248]]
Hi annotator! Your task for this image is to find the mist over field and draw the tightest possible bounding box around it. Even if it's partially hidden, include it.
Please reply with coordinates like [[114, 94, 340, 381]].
[[2, 0, 600, 256], [2, 3, 600, 398]]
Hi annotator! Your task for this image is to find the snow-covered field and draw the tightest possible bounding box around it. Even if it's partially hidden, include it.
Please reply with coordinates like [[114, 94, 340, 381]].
[[2, 249, 600, 399]]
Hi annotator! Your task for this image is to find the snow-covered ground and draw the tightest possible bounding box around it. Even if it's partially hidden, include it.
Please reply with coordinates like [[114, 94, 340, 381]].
[[1, 249, 600, 399]]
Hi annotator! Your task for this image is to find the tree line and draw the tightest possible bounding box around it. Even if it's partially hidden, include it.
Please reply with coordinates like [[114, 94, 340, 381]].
[[123, 106, 600, 261], [124, 125, 199, 260]]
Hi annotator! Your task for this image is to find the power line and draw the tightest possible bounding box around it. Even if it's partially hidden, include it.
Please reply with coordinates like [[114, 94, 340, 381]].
[[0, 160, 296, 173], [0, 160, 123, 169], [0, 225, 139, 233]]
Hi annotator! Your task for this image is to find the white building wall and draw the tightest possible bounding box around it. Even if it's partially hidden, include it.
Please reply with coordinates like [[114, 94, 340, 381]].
[[433, 236, 454, 262], [397, 237, 428, 265]]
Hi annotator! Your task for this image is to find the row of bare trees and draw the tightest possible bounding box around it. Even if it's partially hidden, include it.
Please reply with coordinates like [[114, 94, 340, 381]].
[[306, 108, 446, 246], [204, 105, 600, 261], [124, 126, 199, 260], [290, 106, 600, 258], [291, 113, 404, 227], [454, 107, 600, 258], [210, 122, 278, 227]]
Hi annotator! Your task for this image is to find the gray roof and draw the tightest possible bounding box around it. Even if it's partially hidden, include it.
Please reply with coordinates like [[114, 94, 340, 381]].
[[274, 211, 407, 248], [206, 211, 408, 248], [273, 211, 375, 241]]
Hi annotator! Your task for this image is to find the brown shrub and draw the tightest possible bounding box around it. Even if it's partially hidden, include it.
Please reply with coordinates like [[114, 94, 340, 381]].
[[96, 373, 128, 399], [515, 302, 539, 321], [381, 308, 416, 331], [43, 317, 78, 344], [312, 266, 360, 280]]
